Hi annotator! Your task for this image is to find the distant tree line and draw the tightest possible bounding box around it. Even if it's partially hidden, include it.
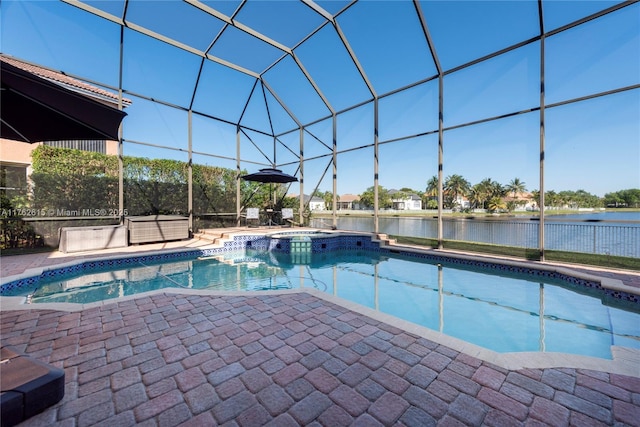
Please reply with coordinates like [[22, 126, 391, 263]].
[[350, 174, 638, 212], [603, 189, 640, 208]]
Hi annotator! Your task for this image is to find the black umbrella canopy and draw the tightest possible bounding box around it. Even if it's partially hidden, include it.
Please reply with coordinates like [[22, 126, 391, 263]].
[[241, 168, 298, 183], [0, 60, 127, 143]]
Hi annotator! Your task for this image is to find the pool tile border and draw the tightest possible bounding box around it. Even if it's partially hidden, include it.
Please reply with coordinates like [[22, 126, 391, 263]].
[[377, 246, 640, 306], [2, 231, 638, 309]]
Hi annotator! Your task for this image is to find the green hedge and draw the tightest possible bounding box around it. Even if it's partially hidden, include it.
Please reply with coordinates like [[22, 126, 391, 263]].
[[2, 146, 245, 249], [2, 146, 304, 250], [30, 145, 239, 217]]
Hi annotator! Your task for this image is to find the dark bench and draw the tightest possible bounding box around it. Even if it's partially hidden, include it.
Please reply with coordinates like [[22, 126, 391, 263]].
[[1, 347, 65, 426]]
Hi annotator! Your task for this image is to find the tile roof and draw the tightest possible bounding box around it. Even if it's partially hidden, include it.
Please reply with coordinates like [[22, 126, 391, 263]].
[[339, 194, 360, 202], [0, 54, 131, 108]]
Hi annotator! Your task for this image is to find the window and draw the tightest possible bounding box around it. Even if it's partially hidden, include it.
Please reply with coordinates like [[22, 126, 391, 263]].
[[0, 164, 28, 198], [44, 140, 106, 153]]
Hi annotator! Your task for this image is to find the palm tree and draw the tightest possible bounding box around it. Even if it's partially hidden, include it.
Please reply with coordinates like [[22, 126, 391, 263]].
[[467, 186, 483, 210], [546, 190, 559, 209], [487, 196, 506, 213], [488, 180, 506, 199], [424, 175, 439, 208], [529, 190, 540, 210], [444, 174, 470, 209], [425, 176, 438, 198], [318, 190, 335, 211], [506, 178, 527, 199], [475, 178, 496, 209]]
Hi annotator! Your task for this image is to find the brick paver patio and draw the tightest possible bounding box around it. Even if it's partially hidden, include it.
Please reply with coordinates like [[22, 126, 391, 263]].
[[2, 291, 639, 426]]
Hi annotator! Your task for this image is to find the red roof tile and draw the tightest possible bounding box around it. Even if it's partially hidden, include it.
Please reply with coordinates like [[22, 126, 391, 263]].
[[0, 54, 131, 107], [340, 194, 360, 202]]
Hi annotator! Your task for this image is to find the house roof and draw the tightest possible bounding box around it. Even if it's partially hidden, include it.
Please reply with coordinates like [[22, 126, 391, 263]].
[[389, 189, 421, 200], [306, 195, 324, 203], [339, 194, 360, 202], [504, 192, 534, 202], [0, 54, 131, 108]]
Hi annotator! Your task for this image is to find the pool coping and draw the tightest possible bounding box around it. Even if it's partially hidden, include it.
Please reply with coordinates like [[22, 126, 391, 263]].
[[1, 229, 639, 377]]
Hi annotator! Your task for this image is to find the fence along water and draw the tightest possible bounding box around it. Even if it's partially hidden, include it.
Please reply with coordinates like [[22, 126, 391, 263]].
[[312, 213, 640, 258]]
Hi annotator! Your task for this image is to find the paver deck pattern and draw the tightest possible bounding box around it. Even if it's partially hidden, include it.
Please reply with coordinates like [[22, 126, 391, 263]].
[[2, 292, 639, 426]]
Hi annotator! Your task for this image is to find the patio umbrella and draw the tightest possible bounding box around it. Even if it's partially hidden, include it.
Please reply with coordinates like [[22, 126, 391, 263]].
[[1, 60, 127, 143], [240, 168, 298, 184], [241, 168, 298, 225]]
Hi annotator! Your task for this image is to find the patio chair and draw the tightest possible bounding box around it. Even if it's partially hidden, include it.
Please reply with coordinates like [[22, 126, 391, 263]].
[[281, 208, 294, 227], [246, 208, 260, 227]]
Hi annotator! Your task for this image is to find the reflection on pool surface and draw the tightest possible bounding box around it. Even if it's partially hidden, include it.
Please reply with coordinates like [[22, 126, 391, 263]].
[[5, 249, 639, 360], [268, 230, 335, 238]]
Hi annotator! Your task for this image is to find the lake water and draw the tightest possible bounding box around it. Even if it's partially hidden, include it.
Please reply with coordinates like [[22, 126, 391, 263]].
[[311, 211, 640, 258]]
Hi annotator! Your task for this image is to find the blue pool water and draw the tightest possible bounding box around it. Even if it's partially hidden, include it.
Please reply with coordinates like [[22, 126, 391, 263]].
[[4, 248, 639, 360]]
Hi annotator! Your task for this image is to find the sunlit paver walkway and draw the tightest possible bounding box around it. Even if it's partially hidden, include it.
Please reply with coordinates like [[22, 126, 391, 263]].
[[2, 291, 639, 426]]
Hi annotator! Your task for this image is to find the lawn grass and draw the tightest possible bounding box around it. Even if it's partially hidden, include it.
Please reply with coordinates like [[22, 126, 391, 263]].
[[390, 235, 640, 271]]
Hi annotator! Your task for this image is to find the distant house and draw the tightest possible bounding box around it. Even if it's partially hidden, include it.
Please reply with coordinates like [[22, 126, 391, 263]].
[[441, 190, 470, 210], [389, 190, 422, 210], [504, 192, 535, 211], [289, 194, 326, 211], [307, 195, 326, 211], [337, 194, 361, 210], [455, 196, 471, 210]]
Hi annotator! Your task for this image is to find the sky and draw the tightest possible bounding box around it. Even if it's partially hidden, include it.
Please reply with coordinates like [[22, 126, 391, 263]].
[[1, 0, 638, 197]]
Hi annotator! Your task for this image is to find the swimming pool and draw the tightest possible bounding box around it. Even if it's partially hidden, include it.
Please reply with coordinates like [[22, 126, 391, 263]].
[[2, 235, 639, 361]]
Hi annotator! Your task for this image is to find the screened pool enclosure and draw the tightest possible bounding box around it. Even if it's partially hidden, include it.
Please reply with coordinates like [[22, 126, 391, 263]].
[[1, 0, 638, 258]]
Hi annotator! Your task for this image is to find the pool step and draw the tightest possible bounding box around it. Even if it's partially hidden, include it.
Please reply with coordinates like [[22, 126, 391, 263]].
[[197, 254, 236, 265], [376, 234, 397, 247], [194, 229, 232, 246], [195, 229, 398, 251]]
